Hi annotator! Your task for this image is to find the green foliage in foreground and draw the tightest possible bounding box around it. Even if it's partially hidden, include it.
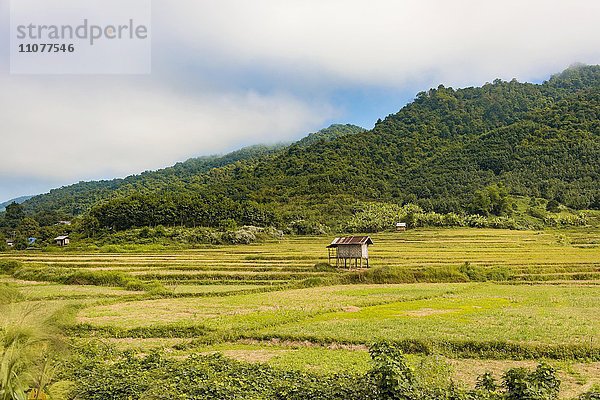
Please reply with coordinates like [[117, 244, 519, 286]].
[[0, 304, 63, 400], [58, 341, 569, 400]]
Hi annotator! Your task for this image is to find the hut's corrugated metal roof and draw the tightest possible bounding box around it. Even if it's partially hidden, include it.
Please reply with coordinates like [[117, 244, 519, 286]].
[[327, 236, 373, 248], [54, 235, 69, 240]]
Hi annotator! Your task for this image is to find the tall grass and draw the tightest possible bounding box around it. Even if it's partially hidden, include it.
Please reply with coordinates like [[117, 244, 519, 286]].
[[1, 297, 62, 399]]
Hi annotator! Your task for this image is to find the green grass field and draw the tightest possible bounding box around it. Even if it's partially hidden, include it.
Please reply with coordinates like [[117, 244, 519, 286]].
[[2, 228, 600, 397]]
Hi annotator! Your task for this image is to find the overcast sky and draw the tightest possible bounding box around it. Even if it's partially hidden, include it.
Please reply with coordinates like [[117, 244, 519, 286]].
[[1, 0, 600, 202]]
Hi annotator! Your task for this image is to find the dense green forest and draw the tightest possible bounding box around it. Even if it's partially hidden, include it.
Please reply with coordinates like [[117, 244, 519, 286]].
[[1, 66, 599, 241]]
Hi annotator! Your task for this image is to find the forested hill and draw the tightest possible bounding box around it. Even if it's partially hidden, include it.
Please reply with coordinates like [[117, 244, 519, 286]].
[[180, 64, 599, 213], [18, 124, 365, 218]]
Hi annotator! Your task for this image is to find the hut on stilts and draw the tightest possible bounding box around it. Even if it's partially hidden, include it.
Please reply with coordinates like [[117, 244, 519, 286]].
[[326, 236, 373, 269]]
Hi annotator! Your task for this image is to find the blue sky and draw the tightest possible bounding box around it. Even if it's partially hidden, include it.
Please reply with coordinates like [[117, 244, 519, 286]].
[[1, 0, 600, 203]]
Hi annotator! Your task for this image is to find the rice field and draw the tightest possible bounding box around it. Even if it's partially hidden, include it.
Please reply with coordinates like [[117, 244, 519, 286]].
[[2, 228, 600, 397]]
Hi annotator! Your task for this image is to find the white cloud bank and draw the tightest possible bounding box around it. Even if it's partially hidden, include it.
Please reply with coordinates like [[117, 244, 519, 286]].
[[158, 0, 600, 87], [0, 76, 334, 181]]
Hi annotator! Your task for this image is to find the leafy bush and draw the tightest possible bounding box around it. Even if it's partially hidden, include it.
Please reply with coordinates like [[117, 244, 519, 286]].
[[473, 372, 501, 399], [368, 342, 416, 400], [546, 200, 561, 213], [543, 213, 588, 227], [503, 364, 560, 400], [288, 220, 329, 235], [528, 207, 547, 219], [344, 202, 528, 232]]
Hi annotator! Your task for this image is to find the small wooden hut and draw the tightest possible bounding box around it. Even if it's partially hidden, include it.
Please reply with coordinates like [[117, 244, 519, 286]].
[[327, 236, 373, 268], [54, 235, 70, 246]]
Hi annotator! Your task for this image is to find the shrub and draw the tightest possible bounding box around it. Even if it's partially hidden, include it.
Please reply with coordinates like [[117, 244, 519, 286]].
[[528, 207, 547, 219], [221, 228, 256, 244], [288, 220, 329, 235], [543, 213, 588, 227], [579, 389, 600, 400], [546, 200, 561, 213], [368, 342, 416, 400], [60, 342, 575, 399], [313, 262, 336, 272], [0, 260, 21, 274], [503, 363, 560, 400]]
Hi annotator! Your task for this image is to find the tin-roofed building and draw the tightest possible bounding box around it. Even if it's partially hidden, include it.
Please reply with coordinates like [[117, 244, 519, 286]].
[[395, 222, 407, 231], [54, 235, 70, 246], [327, 236, 373, 268]]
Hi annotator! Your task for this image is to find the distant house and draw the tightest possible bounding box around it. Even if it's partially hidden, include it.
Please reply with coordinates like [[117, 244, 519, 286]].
[[326, 236, 373, 268], [395, 222, 407, 231], [54, 235, 70, 246], [5, 239, 14, 247], [56, 221, 72, 226]]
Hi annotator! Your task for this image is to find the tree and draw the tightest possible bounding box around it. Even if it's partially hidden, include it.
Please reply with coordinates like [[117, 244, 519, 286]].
[[79, 215, 100, 238], [16, 218, 40, 239], [4, 203, 25, 230], [546, 199, 560, 213], [470, 190, 493, 216], [470, 184, 513, 216]]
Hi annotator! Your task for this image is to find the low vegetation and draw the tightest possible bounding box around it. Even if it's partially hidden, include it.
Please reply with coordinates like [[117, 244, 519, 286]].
[[1, 228, 599, 398]]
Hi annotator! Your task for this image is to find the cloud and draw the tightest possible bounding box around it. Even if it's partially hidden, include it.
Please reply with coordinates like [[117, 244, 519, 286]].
[[157, 0, 600, 87], [0, 75, 335, 182]]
